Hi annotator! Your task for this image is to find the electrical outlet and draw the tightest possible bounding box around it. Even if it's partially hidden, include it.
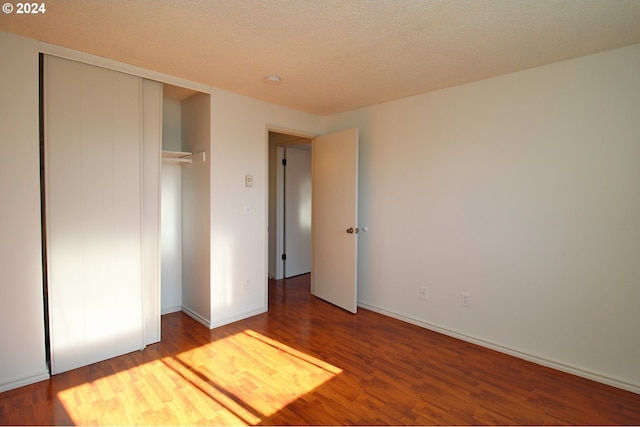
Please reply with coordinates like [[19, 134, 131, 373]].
[[244, 280, 250, 290], [419, 286, 428, 300], [461, 292, 471, 307]]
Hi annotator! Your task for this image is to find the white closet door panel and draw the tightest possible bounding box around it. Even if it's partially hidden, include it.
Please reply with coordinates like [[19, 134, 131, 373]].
[[110, 71, 144, 356], [45, 57, 86, 373], [45, 55, 144, 374], [141, 79, 162, 345], [80, 64, 118, 364]]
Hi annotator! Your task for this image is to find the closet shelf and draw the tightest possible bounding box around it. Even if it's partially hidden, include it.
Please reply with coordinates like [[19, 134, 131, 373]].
[[162, 150, 192, 165], [162, 150, 206, 165]]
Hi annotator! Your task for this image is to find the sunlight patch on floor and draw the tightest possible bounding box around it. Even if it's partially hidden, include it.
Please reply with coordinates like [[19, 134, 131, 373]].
[[170, 329, 342, 422], [56, 329, 341, 425]]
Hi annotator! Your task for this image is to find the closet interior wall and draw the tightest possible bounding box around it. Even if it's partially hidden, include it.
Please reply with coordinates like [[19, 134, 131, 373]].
[[161, 86, 211, 326], [161, 91, 183, 314]]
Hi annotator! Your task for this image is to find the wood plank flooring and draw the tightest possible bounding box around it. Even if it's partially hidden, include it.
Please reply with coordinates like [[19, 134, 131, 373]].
[[1, 273, 639, 425]]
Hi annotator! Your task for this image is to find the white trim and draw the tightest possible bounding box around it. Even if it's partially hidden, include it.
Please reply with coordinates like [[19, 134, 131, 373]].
[[358, 301, 640, 395], [38, 41, 211, 94], [181, 306, 212, 328], [0, 370, 50, 393], [266, 125, 318, 140], [138, 77, 147, 349], [161, 305, 183, 316], [274, 146, 285, 280], [265, 125, 319, 284], [209, 307, 268, 329]]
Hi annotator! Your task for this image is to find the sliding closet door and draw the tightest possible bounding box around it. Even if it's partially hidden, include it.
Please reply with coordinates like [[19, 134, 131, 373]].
[[44, 55, 145, 374], [141, 79, 162, 345]]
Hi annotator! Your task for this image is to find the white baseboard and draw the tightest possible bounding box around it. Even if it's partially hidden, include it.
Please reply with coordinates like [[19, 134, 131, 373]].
[[181, 305, 212, 328], [358, 301, 640, 395], [209, 307, 268, 329], [161, 305, 182, 315], [180, 305, 267, 330], [0, 370, 50, 393]]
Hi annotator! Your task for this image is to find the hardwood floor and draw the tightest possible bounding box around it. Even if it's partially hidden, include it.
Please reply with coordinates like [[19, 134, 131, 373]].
[[1, 273, 639, 425]]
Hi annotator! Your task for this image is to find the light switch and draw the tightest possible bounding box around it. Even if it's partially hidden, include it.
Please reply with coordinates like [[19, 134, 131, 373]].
[[245, 174, 253, 187]]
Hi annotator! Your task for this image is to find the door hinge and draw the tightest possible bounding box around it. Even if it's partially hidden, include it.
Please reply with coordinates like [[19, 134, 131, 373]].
[[281, 253, 287, 260], [282, 158, 287, 166]]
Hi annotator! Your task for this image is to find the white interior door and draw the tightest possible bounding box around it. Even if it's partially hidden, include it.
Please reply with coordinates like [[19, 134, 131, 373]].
[[284, 146, 312, 278], [311, 128, 359, 313]]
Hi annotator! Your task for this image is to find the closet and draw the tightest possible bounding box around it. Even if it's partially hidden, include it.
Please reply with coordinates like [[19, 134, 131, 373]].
[[43, 55, 161, 374], [161, 86, 211, 326], [43, 55, 211, 375]]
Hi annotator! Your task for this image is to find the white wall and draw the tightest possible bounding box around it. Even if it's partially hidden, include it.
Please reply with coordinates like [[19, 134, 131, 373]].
[[160, 95, 183, 314], [161, 164, 183, 314], [209, 89, 323, 327], [0, 32, 49, 391], [325, 44, 640, 393], [162, 96, 182, 151], [181, 93, 211, 325]]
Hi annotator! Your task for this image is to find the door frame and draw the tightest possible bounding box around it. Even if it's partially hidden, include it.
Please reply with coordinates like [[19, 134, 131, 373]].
[[266, 126, 316, 281]]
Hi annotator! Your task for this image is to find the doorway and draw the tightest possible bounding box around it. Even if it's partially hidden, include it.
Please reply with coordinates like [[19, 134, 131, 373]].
[[268, 127, 360, 313], [268, 131, 313, 280]]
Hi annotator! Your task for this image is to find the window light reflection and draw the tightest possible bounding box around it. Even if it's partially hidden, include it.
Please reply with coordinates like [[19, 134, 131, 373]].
[[56, 329, 342, 425]]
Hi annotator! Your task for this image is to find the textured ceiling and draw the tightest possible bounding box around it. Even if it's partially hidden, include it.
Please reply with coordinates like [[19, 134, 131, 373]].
[[2, 0, 640, 115]]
